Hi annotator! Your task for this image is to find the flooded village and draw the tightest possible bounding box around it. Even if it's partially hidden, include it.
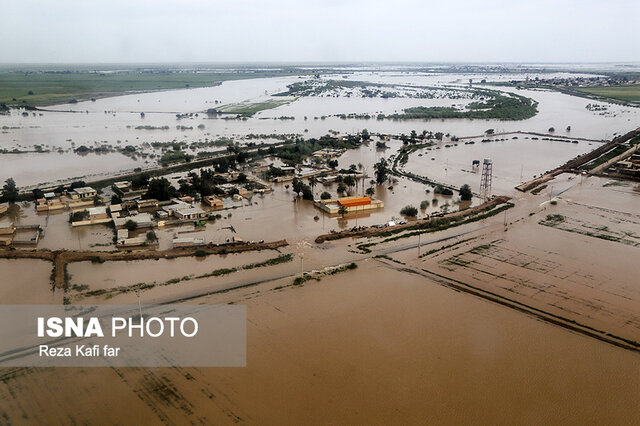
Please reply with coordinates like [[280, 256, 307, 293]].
[[1, 63, 639, 423]]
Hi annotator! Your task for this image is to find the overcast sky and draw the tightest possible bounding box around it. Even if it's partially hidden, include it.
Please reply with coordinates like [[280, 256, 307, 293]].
[[1, 0, 638, 64]]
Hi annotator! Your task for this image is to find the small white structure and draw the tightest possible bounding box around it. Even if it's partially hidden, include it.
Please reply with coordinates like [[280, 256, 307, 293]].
[[172, 237, 206, 248]]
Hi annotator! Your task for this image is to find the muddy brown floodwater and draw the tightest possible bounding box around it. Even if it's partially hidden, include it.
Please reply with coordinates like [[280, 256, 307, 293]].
[[1, 67, 640, 424], [0, 259, 61, 304], [0, 260, 637, 424]]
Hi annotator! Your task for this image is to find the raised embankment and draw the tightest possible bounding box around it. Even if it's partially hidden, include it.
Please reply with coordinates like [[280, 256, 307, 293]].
[[315, 196, 510, 244], [515, 127, 640, 192]]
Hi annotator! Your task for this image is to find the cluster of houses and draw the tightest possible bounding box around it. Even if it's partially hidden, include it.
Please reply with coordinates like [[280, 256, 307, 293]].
[[611, 152, 640, 179], [312, 148, 345, 159], [270, 165, 337, 183], [1, 203, 40, 247], [2, 167, 274, 250], [36, 186, 98, 212]]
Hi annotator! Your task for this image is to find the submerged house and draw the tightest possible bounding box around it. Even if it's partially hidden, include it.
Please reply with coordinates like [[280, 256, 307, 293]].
[[115, 229, 147, 247], [113, 213, 154, 229], [314, 196, 384, 215], [88, 207, 108, 221], [203, 195, 224, 209], [71, 187, 97, 199], [174, 206, 208, 220]]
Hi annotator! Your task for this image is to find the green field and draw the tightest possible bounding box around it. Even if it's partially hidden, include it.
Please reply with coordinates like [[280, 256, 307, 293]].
[[0, 70, 305, 107], [379, 92, 538, 121], [216, 98, 295, 116], [574, 85, 640, 103]]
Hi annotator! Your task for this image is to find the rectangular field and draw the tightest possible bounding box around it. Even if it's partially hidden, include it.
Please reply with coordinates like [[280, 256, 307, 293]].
[[575, 85, 640, 103]]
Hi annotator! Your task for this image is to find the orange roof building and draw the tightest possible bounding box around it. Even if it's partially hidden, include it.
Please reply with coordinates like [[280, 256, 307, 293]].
[[338, 197, 371, 208], [314, 195, 383, 214]]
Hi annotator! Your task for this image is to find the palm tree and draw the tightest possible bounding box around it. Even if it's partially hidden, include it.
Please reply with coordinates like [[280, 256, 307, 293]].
[[308, 176, 317, 195], [338, 205, 348, 217], [343, 175, 356, 193]]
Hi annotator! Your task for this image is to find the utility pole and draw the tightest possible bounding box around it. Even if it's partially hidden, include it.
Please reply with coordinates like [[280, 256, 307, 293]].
[[135, 290, 142, 321], [299, 253, 304, 278], [480, 159, 493, 202], [520, 164, 523, 183], [296, 240, 311, 279]]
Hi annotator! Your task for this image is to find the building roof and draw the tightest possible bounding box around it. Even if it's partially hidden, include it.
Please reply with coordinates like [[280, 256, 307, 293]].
[[172, 237, 205, 244], [74, 187, 96, 195], [162, 200, 191, 213], [176, 207, 206, 216], [137, 198, 158, 205], [113, 213, 154, 227], [88, 207, 107, 216], [338, 197, 371, 207]]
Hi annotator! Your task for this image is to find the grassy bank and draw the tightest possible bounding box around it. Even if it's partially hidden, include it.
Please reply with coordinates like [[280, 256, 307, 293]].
[[216, 98, 295, 116], [0, 70, 306, 107]]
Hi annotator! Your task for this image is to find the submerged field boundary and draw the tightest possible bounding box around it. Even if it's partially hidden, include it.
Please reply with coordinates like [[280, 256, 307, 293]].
[[456, 130, 606, 143], [0, 239, 288, 289], [394, 265, 640, 353], [372, 256, 640, 353]]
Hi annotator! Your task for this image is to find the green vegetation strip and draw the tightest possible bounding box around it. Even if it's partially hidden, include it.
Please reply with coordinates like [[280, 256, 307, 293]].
[[216, 98, 295, 116], [291, 262, 358, 286], [379, 92, 538, 121], [418, 237, 477, 258]]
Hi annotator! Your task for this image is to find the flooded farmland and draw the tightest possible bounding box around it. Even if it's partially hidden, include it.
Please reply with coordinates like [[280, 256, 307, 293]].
[[0, 259, 60, 304], [0, 261, 637, 424], [1, 63, 639, 424], [2, 69, 640, 187]]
